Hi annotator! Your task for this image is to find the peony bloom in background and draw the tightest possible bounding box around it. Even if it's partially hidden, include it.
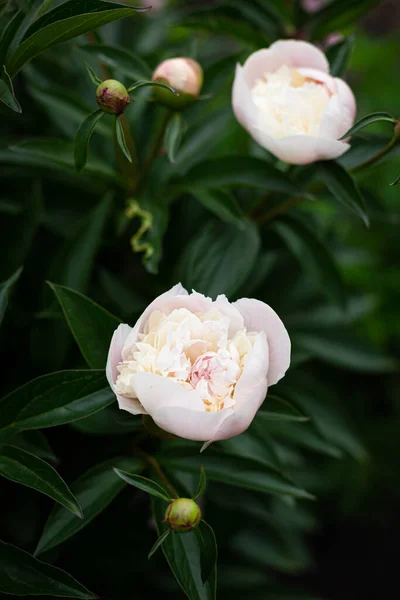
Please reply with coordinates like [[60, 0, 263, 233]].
[[106, 284, 290, 445], [232, 40, 356, 165]]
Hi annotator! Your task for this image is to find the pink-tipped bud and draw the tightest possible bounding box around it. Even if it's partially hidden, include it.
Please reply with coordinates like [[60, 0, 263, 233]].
[[96, 79, 130, 115], [165, 498, 201, 533], [152, 57, 203, 110]]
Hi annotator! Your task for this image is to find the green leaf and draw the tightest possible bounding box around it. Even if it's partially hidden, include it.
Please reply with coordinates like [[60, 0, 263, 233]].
[[317, 161, 369, 227], [7, 1, 149, 77], [6, 430, 56, 462], [176, 219, 260, 298], [113, 469, 171, 501], [326, 35, 355, 77], [165, 113, 185, 164], [48, 283, 121, 369], [0, 445, 82, 516], [84, 61, 102, 86], [152, 497, 217, 600], [339, 112, 396, 139], [195, 520, 218, 585], [0, 65, 21, 112], [115, 116, 132, 162], [0, 266, 22, 325], [263, 419, 343, 458], [193, 466, 206, 500], [218, 428, 281, 473], [261, 395, 309, 422], [74, 109, 105, 171], [181, 11, 269, 48], [70, 405, 142, 436], [293, 330, 398, 373], [79, 43, 152, 81], [148, 529, 171, 560], [0, 370, 114, 433], [179, 156, 305, 196], [309, 0, 381, 40], [191, 189, 244, 229], [0, 539, 96, 598], [35, 456, 143, 555], [0, 10, 24, 67], [390, 173, 400, 186], [5, 138, 121, 185], [272, 216, 346, 309], [161, 454, 313, 500], [7, 0, 50, 58]]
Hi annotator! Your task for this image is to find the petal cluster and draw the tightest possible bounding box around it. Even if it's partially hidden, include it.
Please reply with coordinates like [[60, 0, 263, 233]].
[[232, 40, 356, 164], [106, 284, 290, 444]]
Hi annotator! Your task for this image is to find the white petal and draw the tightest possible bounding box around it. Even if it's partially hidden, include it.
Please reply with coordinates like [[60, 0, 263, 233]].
[[234, 298, 290, 386]]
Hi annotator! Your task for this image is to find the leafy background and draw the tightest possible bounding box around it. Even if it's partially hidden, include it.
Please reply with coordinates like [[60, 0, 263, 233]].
[[0, 1, 399, 599]]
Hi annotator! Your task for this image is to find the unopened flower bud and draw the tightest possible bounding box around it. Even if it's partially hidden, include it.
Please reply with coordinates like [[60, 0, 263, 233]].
[[152, 58, 203, 110], [96, 79, 130, 115], [165, 498, 201, 533]]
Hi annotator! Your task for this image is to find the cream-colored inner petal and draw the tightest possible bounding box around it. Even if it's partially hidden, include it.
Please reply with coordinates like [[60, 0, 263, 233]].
[[251, 65, 331, 139]]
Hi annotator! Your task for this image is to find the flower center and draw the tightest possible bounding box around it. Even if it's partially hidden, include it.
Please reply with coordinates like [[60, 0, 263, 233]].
[[115, 308, 256, 412], [251, 65, 330, 139]]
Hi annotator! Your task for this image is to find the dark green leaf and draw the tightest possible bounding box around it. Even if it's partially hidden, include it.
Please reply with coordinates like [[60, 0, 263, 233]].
[[6, 430, 56, 462], [193, 466, 206, 500], [0, 370, 114, 433], [0, 10, 24, 67], [152, 497, 217, 600], [0, 445, 82, 516], [70, 405, 142, 436], [219, 428, 281, 472], [0, 65, 21, 112], [74, 109, 105, 171], [260, 395, 309, 422], [79, 43, 152, 81], [195, 520, 218, 585], [35, 456, 143, 555], [263, 419, 343, 458], [339, 112, 396, 139], [115, 116, 132, 163], [326, 36, 355, 77], [179, 156, 305, 196], [7, 0, 50, 58], [8, 1, 149, 77], [113, 469, 171, 501], [148, 529, 171, 560], [191, 189, 244, 229], [0, 266, 22, 325], [318, 161, 369, 226], [0, 540, 95, 597], [309, 0, 381, 40], [181, 12, 269, 48], [6, 138, 121, 184], [294, 330, 397, 373], [176, 219, 260, 298], [272, 216, 346, 309], [161, 454, 313, 500], [48, 283, 121, 369], [165, 113, 185, 163]]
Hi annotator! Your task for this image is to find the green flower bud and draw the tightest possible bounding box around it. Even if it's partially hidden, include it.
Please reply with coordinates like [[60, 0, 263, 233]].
[[96, 79, 130, 115], [152, 57, 203, 110], [165, 498, 201, 533]]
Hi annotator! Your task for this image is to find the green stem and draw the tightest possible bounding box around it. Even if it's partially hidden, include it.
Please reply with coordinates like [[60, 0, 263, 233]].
[[134, 109, 173, 194], [146, 455, 179, 499]]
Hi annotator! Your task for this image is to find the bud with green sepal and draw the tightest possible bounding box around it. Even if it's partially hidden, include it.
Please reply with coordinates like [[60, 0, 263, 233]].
[[152, 57, 203, 110], [96, 79, 130, 115], [164, 498, 201, 533]]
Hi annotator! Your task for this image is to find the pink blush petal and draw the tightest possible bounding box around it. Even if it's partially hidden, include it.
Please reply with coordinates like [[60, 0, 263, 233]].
[[232, 64, 258, 130], [234, 299, 290, 386], [106, 323, 132, 387], [151, 404, 231, 441], [214, 294, 244, 335], [334, 77, 357, 139], [131, 372, 205, 413]]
